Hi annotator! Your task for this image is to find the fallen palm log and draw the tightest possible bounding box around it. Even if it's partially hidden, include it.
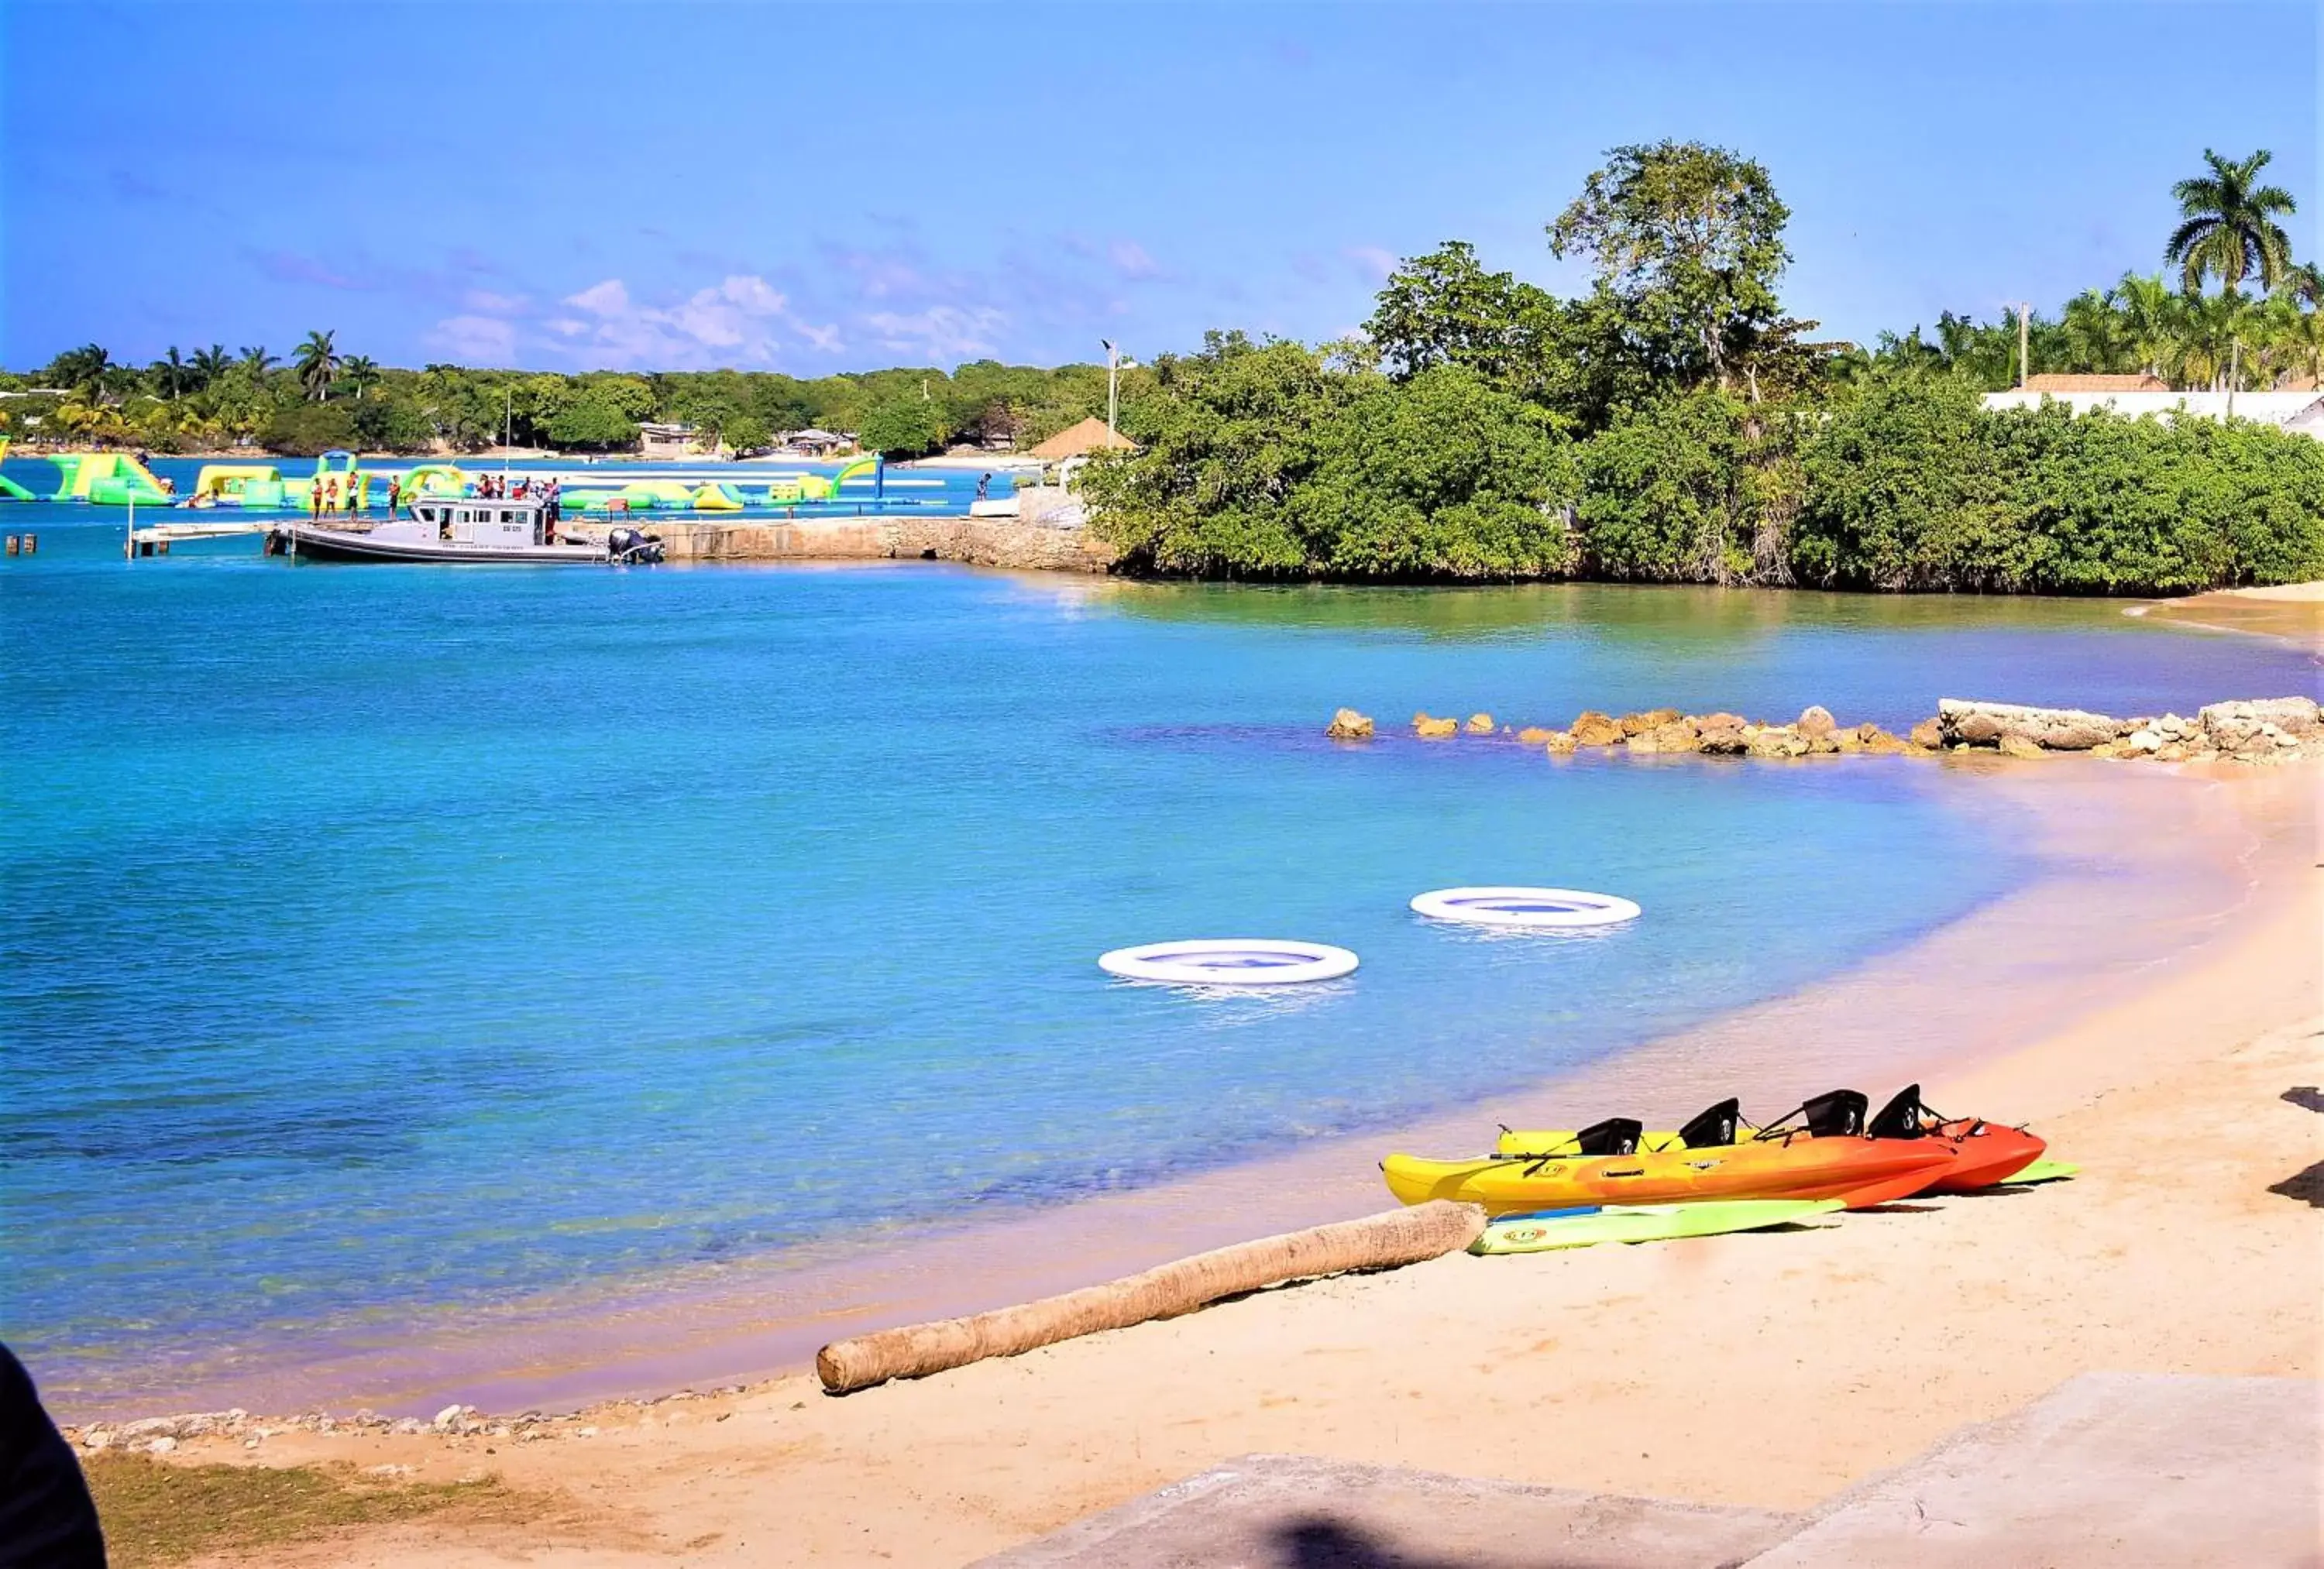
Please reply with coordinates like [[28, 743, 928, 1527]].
[[815, 1200, 1487, 1395]]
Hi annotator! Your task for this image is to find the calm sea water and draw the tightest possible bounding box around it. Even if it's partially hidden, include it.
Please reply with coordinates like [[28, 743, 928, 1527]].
[[2, 506, 2314, 1392]]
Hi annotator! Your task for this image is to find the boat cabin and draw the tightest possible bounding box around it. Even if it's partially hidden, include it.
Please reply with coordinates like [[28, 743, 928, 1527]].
[[410, 496, 558, 547]]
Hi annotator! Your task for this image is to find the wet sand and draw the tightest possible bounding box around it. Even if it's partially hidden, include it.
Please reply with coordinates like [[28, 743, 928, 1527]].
[[83, 759, 2324, 1567], [52, 759, 2300, 1426], [2135, 581, 2324, 651]]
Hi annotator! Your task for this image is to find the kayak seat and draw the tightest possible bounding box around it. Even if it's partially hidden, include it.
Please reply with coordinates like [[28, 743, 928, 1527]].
[[1673, 1097, 1743, 1149], [1800, 1090, 1869, 1138], [1866, 1083, 1930, 1140], [1567, 1117, 1643, 1156]]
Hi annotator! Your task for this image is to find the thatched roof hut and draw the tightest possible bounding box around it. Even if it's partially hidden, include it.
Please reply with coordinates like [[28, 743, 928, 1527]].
[[1028, 417, 1137, 462]]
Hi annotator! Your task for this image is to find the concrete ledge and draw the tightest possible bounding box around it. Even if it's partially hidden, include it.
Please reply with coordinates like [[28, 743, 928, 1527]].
[[651, 515, 1116, 573], [1741, 1373, 2323, 1567], [971, 1453, 1801, 1568]]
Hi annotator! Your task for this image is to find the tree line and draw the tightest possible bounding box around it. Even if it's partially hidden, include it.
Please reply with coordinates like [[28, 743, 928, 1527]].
[[1080, 143, 2323, 593], [1, 337, 1134, 459]]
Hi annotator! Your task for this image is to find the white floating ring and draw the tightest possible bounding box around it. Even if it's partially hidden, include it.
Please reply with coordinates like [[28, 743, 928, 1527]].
[[1409, 887, 1642, 929], [1098, 939, 1360, 987]]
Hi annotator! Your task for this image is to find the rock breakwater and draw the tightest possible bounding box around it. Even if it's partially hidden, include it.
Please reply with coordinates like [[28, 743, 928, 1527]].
[[1318, 698, 2322, 765]]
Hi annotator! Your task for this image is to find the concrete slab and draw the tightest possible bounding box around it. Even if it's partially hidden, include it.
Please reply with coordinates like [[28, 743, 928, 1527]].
[[1743, 1373, 2323, 1568], [971, 1453, 1802, 1568]]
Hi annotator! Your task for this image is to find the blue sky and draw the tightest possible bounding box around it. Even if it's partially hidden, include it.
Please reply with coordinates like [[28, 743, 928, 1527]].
[[4, 2, 2315, 374]]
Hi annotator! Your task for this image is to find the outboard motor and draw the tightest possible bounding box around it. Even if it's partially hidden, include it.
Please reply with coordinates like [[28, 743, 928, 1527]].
[[606, 526, 665, 565]]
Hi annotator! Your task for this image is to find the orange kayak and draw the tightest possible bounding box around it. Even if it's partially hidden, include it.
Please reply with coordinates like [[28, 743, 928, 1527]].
[[1383, 1118, 1958, 1214], [1866, 1087, 2047, 1192]]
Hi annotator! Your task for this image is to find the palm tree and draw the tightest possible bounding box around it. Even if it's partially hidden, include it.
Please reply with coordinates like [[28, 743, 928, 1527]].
[[294, 330, 339, 402], [340, 355, 381, 400], [45, 343, 114, 400], [2281, 262, 2324, 310], [239, 345, 280, 379], [2058, 290, 2131, 373], [2165, 148, 2297, 297], [153, 346, 195, 399], [2110, 273, 2184, 383], [191, 344, 233, 386]]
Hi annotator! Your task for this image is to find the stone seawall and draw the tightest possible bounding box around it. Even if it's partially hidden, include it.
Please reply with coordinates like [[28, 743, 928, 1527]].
[[651, 515, 1118, 574]]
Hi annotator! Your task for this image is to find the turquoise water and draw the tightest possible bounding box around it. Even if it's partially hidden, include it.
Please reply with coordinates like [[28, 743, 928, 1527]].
[[2, 517, 2315, 1396]]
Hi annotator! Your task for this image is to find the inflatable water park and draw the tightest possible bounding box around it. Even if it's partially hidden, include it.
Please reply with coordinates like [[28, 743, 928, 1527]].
[[0, 448, 970, 520]]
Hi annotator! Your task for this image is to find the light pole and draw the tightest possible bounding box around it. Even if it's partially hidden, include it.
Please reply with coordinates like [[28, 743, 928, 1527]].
[[1102, 340, 1129, 434]]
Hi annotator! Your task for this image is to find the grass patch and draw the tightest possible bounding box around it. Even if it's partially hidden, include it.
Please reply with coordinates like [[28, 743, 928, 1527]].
[[85, 1454, 539, 1568]]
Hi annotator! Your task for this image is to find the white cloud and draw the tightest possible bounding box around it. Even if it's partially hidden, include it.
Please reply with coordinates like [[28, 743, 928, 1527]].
[[425, 314, 517, 363], [546, 274, 805, 368], [1109, 240, 1160, 280], [463, 288, 530, 314], [864, 306, 1006, 360]]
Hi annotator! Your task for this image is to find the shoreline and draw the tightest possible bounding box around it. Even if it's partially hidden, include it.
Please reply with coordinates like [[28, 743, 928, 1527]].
[[67, 758, 2320, 1568], [45, 758, 2309, 1430]]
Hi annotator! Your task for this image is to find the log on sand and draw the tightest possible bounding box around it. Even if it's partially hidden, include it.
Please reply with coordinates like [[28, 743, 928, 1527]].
[[816, 1200, 1487, 1395]]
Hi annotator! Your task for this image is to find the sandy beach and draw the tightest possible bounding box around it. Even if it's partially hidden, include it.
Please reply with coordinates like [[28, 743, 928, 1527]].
[[77, 755, 2321, 1567]]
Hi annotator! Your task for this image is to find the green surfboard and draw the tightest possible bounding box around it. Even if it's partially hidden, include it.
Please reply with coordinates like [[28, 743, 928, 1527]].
[[1996, 1159, 2078, 1185], [1468, 1198, 1844, 1256]]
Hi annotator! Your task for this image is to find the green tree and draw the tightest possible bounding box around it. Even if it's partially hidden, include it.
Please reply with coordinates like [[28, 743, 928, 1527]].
[[340, 355, 382, 400], [1573, 390, 1758, 582], [191, 344, 234, 386], [1285, 364, 1576, 579], [545, 395, 639, 451], [721, 412, 771, 454], [856, 393, 951, 457], [1549, 140, 1792, 393], [2165, 148, 2297, 297], [1363, 241, 1557, 388], [294, 330, 340, 401], [151, 345, 198, 399], [44, 343, 115, 400], [264, 400, 358, 455]]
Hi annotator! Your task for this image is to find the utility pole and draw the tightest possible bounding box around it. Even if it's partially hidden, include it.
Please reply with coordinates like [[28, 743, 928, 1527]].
[[2017, 302, 2030, 389], [1102, 340, 1120, 434]]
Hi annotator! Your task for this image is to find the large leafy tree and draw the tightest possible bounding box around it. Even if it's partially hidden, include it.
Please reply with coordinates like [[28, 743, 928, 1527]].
[[1549, 140, 1792, 395], [191, 344, 234, 386], [1364, 241, 1558, 388], [2165, 148, 2297, 297], [294, 330, 339, 401]]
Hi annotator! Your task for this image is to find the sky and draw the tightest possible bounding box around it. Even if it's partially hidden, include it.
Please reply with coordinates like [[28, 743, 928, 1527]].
[[3, 1, 2316, 376]]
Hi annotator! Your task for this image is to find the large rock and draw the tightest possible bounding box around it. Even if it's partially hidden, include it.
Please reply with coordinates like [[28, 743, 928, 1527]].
[[1515, 726, 1554, 745], [1541, 730, 1578, 756], [1937, 699, 2123, 752], [1745, 727, 1810, 759], [1619, 708, 1683, 736], [1998, 734, 2046, 760], [1795, 705, 1838, 740], [2199, 698, 2320, 753], [1908, 718, 1943, 750], [1413, 712, 1457, 740], [1569, 711, 1624, 747], [1463, 712, 1496, 736], [1325, 708, 1374, 741]]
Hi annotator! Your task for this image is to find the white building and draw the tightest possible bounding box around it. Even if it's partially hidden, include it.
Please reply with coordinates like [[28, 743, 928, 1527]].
[[1982, 384, 2324, 439]]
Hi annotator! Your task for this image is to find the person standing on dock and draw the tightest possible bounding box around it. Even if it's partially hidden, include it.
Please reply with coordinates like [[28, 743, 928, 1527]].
[[309, 476, 324, 524]]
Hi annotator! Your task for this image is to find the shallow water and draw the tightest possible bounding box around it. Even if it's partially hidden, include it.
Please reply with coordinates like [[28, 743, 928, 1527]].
[[2, 524, 2314, 1396]]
